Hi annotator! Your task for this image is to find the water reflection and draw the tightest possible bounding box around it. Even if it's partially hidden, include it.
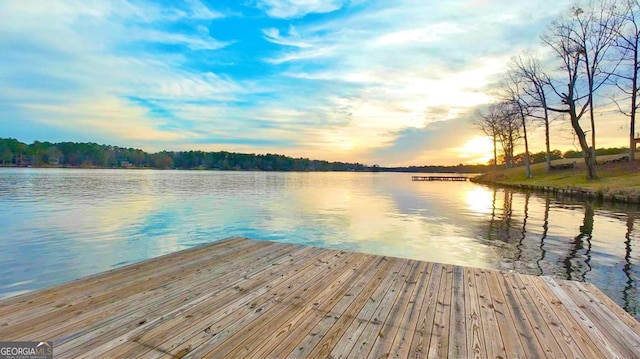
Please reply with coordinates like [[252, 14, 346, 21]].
[[465, 187, 494, 215], [623, 212, 639, 316], [478, 186, 639, 319], [536, 195, 550, 275], [0, 169, 638, 320], [564, 203, 594, 281]]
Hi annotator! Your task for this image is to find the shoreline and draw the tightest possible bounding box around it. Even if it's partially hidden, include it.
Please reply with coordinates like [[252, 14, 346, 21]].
[[471, 154, 640, 205], [471, 176, 640, 205], [0, 165, 480, 174]]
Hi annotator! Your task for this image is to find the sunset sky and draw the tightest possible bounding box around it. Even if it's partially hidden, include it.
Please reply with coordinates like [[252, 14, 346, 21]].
[[0, 0, 633, 166]]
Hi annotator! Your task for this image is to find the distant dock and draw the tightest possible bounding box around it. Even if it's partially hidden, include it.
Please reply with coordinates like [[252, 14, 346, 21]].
[[1, 237, 639, 358], [412, 175, 468, 181]]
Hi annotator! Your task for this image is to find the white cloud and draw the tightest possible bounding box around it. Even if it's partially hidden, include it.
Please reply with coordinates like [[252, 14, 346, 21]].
[[255, 0, 582, 164], [265, 46, 336, 64], [5, 0, 620, 166], [257, 0, 346, 19], [131, 29, 230, 51], [153, 73, 243, 100], [0, 0, 244, 146], [374, 23, 465, 47], [263, 26, 313, 48], [182, 0, 225, 20], [20, 98, 182, 143]]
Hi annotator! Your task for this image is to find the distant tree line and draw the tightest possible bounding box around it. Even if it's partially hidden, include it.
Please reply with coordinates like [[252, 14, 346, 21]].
[[0, 138, 372, 171], [0, 138, 489, 173], [474, 0, 640, 180]]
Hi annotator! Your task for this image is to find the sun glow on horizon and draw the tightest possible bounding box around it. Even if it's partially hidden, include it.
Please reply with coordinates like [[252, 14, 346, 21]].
[[457, 136, 494, 164]]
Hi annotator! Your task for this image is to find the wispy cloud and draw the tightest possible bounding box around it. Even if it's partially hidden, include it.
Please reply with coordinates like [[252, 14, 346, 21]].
[[0, 0, 246, 148], [130, 29, 230, 51], [373, 23, 465, 47], [256, 0, 347, 19], [262, 26, 314, 48], [265, 46, 336, 64], [5, 0, 627, 165], [249, 0, 583, 163]]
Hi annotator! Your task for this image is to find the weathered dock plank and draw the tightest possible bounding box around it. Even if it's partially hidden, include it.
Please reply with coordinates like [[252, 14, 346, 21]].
[[387, 261, 433, 358], [250, 254, 384, 358], [327, 258, 410, 358], [367, 261, 425, 359], [426, 264, 453, 358], [59, 242, 309, 357], [31, 241, 293, 344], [0, 237, 638, 359], [473, 268, 508, 358], [447, 265, 467, 358], [542, 276, 624, 358], [503, 272, 569, 358], [93, 245, 325, 358], [290, 256, 398, 358], [523, 274, 605, 358], [409, 262, 444, 357], [462, 266, 486, 359]]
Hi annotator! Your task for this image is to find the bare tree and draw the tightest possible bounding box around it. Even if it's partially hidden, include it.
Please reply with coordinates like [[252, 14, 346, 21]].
[[543, 22, 594, 179], [541, 3, 618, 181], [610, 0, 640, 161], [576, 2, 621, 154], [495, 102, 523, 168], [473, 102, 521, 168], [503, 71, 535, 178], [473, 106, 501, 167], [510, 53, 554, 172]]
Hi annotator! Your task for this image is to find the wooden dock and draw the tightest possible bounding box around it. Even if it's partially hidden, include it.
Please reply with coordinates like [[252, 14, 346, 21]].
[[0, 237, 639, 358], [412, 175, 468, 181]]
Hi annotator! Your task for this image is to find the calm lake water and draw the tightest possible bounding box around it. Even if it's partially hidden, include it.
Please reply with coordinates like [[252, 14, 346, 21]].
[[0, 168, 638, 319]]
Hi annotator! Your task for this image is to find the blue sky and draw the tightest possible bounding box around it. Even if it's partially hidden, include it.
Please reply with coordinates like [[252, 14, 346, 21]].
[[2, 0, 630, 165]]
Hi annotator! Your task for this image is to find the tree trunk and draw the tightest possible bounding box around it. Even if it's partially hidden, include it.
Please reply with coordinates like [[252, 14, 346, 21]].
[[507, 125, 514, 168], [519, 105, 531, 178], [584, 38, 598, 162], [538, 89, 552, 172], [570, 110, 597, 180], [589, 105, 596, 158], [631, 108, 636, 161], [493, 135, 497, 167], [544, 107, 552, 172], [630, 44, 638, 162], [566, 80, 597, 180]]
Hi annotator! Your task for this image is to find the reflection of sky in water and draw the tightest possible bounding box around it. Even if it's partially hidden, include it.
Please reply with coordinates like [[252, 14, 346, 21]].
[[0, 169, 638, 319]]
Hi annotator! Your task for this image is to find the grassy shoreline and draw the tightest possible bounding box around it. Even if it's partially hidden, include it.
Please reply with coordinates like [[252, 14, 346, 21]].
[[471, 153, 640, 203]]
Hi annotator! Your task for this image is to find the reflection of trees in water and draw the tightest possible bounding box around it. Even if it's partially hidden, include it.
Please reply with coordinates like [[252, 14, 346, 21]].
[[515, 192, 530, 264], [486, 189, 515, 243], [623, 212, 638, 316], [480, 187, 639, 318], [504, 191, 513, 242], [485, 188, 530, 272], [487, 188, 497, 240], [563, 203, 594, 281], [536, 195, 550, 276]]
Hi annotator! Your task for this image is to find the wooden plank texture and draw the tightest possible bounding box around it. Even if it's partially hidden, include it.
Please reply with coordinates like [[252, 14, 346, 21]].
[[0, 237, 638, 359]]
